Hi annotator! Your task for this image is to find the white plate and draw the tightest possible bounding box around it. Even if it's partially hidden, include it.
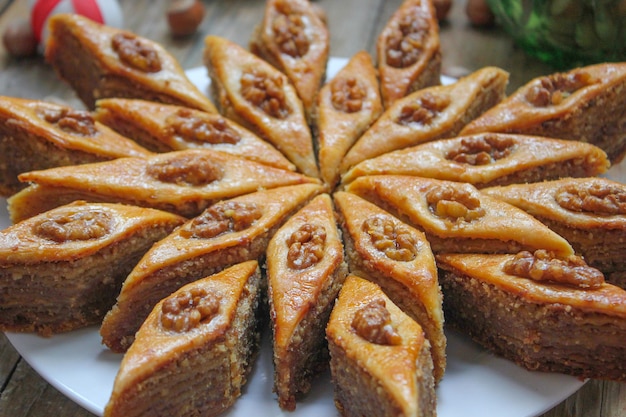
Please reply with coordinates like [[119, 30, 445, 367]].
[[8, 56, 626, 417]]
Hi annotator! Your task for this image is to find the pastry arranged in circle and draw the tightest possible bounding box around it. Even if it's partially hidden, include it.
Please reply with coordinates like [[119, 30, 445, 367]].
[[376, 0, 442, 108], [250, 0, 330, 119], [0, 96, 151, 197], [341, 133, 610, 187], [326, 274, 436, 417], [100, 183, 324, 352], [0, 201, 185, 336], [483, 177, 626, 289], [9, 149, 319, 222], [315, 51, 383, 189], [460, 62, 626, 163], [104, 261, 264, 417], [266, 193, 348, 410], [93, 98, 296, 171], [45, 14, 217, 113], [437, 250, 626, 382], [204, 35, 319, 178], [345, 175, 574, 256], [340, 66, 509, 173]]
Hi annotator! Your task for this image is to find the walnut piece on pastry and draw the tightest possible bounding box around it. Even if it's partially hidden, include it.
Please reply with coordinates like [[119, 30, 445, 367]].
[[460, 62, 626, 163], [377, 0, 442, 108], [204, 35, 319, 179], [250, 0, 330, 120], [45, 13, 217, 113]]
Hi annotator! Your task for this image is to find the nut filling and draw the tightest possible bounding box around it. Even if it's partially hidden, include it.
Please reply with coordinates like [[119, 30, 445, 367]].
[[161, 288, 221, 333], [504, 250, 605, 289], [426, 184, 486, 223], [525, 71, 597, 107], [556, 183, 626, 215], [286, 223, 327, 270], [331, 77, 366, 113], [351, 298, 402, 345], [34, 210, 114, 242], [446, 134, 516, 166], [181, 201, 262, 239], [146, 153, 224, 186], [167, 110, 240, 145], [385, 9, 430, 68], [240, 67, 291, 119], [111, 33, 162, 73], [363, 216, 418, 262], [272, 0, 310, 58], [397, 92, 450, 127], [36, 106, 98, 137]]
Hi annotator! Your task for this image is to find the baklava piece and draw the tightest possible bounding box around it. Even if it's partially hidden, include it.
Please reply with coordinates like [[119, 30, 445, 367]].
[[340, 66, 509, 172], [437, 250, 626, 382], [334, 191, 445, 383], [460, 62, 626, 163], [45, 14, 217, 113], [266, 193, 348, 410], [100, 183, 323, 352], [204, 35, 319, 178], [315, 51, 383, 189], [341, 133, 609, 187], [345, 175, 574, 256], [0, 96, 151, 197], [250, 0, 330, 119], [0, 201, 185, 336], [483, 177, 626, 289], [93, 98, 295, 171], [104, 261, 264, 417], [9, 149, 319, 222], [376, 0, 441, 108], [326, 275, 436, 417]]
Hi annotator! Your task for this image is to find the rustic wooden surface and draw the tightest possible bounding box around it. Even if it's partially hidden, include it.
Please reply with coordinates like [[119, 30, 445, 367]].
[[0, 0, 625, 416]]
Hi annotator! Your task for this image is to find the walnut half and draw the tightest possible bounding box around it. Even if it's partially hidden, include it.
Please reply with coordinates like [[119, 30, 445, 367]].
[[286, 223, 326, 270], [351, 298, 402, 345], [111, 33, 162, 73], [446, 134, 516, 166], [182, 201, 262, 239], [146, 153, 224, 186], [426, 183, 485, 223], [161, 288, 221, 333], [556, 182, 626, 215], [34, 210, 113, 243], [503, 249, 605, 290], [363, 216, 418, 262]]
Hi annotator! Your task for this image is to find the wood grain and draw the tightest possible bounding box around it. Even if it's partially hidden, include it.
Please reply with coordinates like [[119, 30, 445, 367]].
[[0, 1, 624, 416]]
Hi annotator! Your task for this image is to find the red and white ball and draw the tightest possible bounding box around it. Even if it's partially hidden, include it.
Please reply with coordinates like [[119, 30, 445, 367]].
[[30, 0, 123, 47]]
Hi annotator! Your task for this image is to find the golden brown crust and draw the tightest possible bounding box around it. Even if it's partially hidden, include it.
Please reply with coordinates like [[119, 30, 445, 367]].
[[345, 175, 574, 256], [9, 149, 319, 222], [104, 261, 263, 417], [267, 193, 348, 410], [334, 191, 446, 383], [341, 133, 610, 187], [460, 62, 626, 163], [93, 98, 296, 171], [100, 183, 323, 352], [0, 201, 185, 336], [437, 252, 626, 382], [483, 177, 626, 289], [340, 66, 509, 173], [376, 0, 442, 108], [315, 51, 383, 189], [45, 14, 217, 113], [326, 275, 436, 417], [0, 96, 151, 197], [204, 35, 319, 178], [250, 0, 330, 119]]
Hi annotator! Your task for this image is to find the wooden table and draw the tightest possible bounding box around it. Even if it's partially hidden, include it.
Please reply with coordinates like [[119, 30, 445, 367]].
[[0, 0, 624, 416]]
